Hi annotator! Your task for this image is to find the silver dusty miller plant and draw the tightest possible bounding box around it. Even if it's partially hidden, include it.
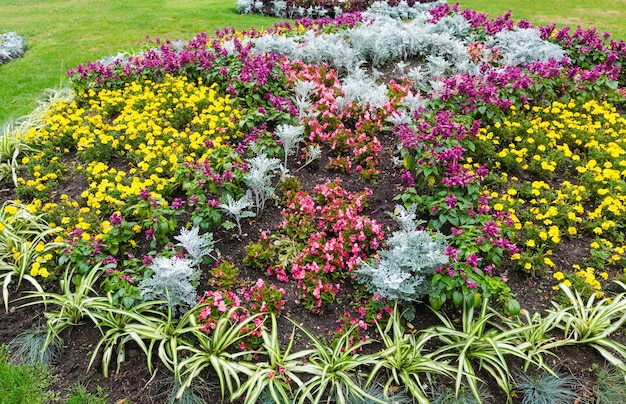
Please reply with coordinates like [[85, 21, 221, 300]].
[[219, 191, 256, 238], [276, 123, 305, 169], [174, 225, 219, 266], [139, 226, 217, 310], [355, 204, 449, 305], [244, 153, 282, 214], [0, 32, 27, 64]]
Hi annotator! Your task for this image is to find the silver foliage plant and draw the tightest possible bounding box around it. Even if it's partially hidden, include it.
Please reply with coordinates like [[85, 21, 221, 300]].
[[337, 69, 389, 109], [174, 225, 219, 266], [244, 153, 282, 214], [276, 123, 305, 168], [139, 256, 199, 308], [139, 226, 217, 308], [0, 32, 26, 64], [486, 28, 567, 66], [355, 204, 449, 302], [219, 191, 256, 237], [248, 0, 567, 100]]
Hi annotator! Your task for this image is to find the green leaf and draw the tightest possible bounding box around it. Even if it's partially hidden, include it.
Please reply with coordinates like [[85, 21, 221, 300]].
[[453, 290, 464, 307], [429, 293, 446, 310], [505, 299, 521, 316]]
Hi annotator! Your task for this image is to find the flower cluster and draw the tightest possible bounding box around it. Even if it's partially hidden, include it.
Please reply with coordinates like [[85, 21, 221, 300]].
[[245, 178, 384, 312], [471, 100, 626, 278], [197, 261, 285, 349]]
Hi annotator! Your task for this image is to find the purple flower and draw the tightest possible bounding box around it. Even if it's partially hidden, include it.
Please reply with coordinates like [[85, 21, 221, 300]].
[[466, 252, 480, 268], [172, 198, 185, 210], [139, 188, 151, 201], [445, 194, 458, 209], [109, 212, 123, 225], [401, 170, 415, 187], [142, 255, 153, 266]]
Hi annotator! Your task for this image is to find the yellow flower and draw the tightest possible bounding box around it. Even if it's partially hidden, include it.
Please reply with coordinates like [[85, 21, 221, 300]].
[[544, 257, 555, 268], [30, 262, 40, 277], [600, 272, 609, 280], [4, 205, 18, 215], [553, 272, 565, 281], [525, 239, 536, 248]]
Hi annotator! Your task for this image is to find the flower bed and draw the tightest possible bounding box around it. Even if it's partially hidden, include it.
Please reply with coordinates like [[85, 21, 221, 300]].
[[1, 1, 626, 402]]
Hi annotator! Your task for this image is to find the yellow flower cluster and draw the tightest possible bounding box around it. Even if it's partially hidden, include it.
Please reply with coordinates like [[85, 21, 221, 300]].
[[23, 75, 241, 217], [553, 265, 609, 298], [475, 99, 626, 281]]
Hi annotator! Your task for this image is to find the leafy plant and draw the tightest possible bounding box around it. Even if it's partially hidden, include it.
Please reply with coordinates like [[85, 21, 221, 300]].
[[174, 226, 218, 266], [276, 123, 305, 168], [427, 298, 535, 402], [87, 296, 171, 377], [499, 309, 565, 373], [219, 192, 256, 238], [234, 315, 317, 403], [0, 129, 33, 186], [138, 256, 200, 310], [244, 154, 282, 214], [294, 321, 383, 404], [176, 307, 263, 401], [19, 264, 107, 353], [0, 201, 65, 310], [545, 282, 626, 374], [367, 304, 457, 404]]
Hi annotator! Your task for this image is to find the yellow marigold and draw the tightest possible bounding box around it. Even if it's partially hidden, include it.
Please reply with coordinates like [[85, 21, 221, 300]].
[[553, 271, 565, 281]]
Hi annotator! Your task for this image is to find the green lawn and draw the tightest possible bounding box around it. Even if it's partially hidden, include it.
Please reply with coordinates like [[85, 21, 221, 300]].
[[1, 0, 625, 125], [457, 0, 626, 41]]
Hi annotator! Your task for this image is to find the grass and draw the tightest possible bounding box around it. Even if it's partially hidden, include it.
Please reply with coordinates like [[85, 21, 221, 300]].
[[457, 0, 626, 41], [0, 345, 50, 404], [2, 1, 625, 126], [0, 0, 283, 124]]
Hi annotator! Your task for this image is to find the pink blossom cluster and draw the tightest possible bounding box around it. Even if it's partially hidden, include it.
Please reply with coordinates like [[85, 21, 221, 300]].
[[260, 179, 384, 312], [197, 278, 285, 349]]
